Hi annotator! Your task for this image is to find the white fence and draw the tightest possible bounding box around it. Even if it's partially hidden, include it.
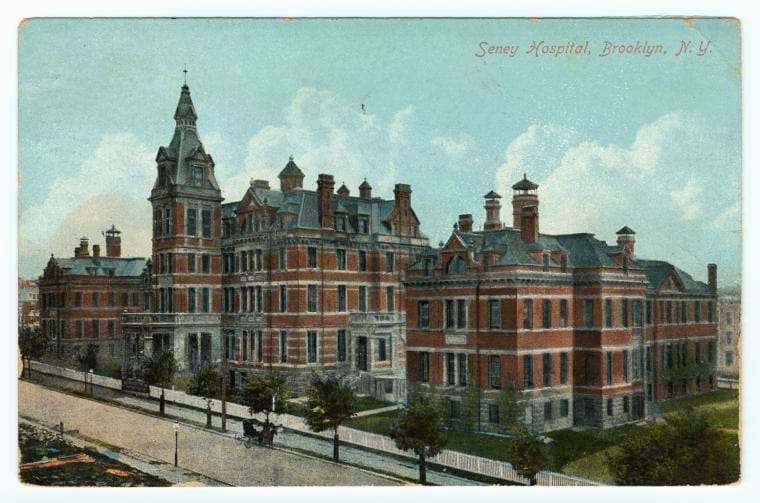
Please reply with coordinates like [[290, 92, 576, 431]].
[[29, 361, 601, 486]]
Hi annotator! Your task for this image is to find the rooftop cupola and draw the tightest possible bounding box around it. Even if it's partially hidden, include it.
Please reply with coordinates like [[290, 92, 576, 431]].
[[512, 173, 539, 228], [616, 226, 636, 258], [337, 182, 350, 197], [483, 190, 503, 231], [278, 155, 305, 192], [359, 178, 372, 200], [104, 224, 122, 258]]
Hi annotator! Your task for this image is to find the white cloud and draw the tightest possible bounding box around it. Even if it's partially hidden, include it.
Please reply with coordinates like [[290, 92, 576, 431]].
[[388, 106, 415, 145], [670, 179, 704, 221], [710, 202, 740, 230], [431, 133, 476, 157]]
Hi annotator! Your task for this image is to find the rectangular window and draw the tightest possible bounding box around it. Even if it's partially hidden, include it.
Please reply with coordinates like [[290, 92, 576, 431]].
[[707, 302, 714, 323], [623, 350, 629, 383], [560, 399, 569, 417], [359, 218, 369, 234], [185, 253, 195, 273], [378, 339, 387, 361], [307, 331, 318, 364], [92, 292, 99, 307], [543, 353, 552, 387], [681, 302, 687, 323], [646, 346, 652, 372], [584, 300, 594, 328], [338, 285, 346, 312], [308, 285, 318, 312], [202, 254, 210, 273], [606, 351, 613, 385], [202, 209, 212, 238], [336, 249, 346, 270], [188, 288, 196, 313], [187, 208, 197, 236], [280, 331, 288, 363], [695, 302, 702, 322], [490, 355, 502, 389], [163, 207, 171, 236], [667, 301, 673, 323], [202, 288, 209, 313], [542, 299, 552, 328], [385, 252, 394, 272], [456, 299, 467, 328], [560, 255, 568, 272], [359, 287, 367, 312], [446, 353, 455, 385], [523, 355, 533, 389], [488, 403, 500, 424], [279, 285, 287, 313], [560, 352, 568, 385], [607, 398, 613, 416], [605, 299, 613, 328], [489, 299, 501, 329], [622, 299, 629, 327], [560, 299, 568, 328], [458, 353, 467, 386], [544, 401, 553, 421], [448, 400, 462, 420], [523, 299, 533, 329], [254, 249, 262, 271], [256, 286, 263, 312], [623, 396, 630, 414], [279, 248, 287, 270], [76, 320, 83, 338], [92, 320, 100, 339], [108, 320, 115, 338], [107, 292, 115, 307], [359, 251, 367, 271], [419, 301, 430, 328], [419, 352, 430, 383], [386, 287, 394, 312], [708, 340, 716, 363], [75, 292, 82, 307], [542, 254, 550, 272], [337, 330, 347, 362], [646, 300, 653, 325], [696, 341, 702, 364], [445, 299, 455, 329], [308, 247, 317, 268]]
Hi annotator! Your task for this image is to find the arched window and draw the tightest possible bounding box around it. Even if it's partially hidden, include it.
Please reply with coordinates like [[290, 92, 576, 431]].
[[447, 256, 467, 274]]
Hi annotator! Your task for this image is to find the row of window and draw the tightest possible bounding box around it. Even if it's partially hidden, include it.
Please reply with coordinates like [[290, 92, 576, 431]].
[[156, 252, 211, 275], [152, 206, 212, 238], [660, 340, 716, 370], [222, 247, 396, 274], [42, 291, 142, 310], [41, 318, 117, 339], [221, 285, 395, 314], [653, 299, 715, 324]]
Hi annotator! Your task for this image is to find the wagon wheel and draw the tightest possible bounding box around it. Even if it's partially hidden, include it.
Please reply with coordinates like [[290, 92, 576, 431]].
[[244, 437, 253, 449]]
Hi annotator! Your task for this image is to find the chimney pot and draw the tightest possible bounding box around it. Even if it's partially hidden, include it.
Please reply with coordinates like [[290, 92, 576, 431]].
[[317, 173, 335, 228], [458, 214, 473, 233], [708, 263, 718, 291], [93, 244, 101, 258]]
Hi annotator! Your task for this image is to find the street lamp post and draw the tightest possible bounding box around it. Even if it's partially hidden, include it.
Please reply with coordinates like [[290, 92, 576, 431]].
[[173, 421, 179, 467], [88, 369, 94, 396]]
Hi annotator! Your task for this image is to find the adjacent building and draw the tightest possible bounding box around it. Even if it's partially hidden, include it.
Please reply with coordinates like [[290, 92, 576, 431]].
[[404, 176, 718, 432], [122, 84, 430, 398], [18, 278, 40, 329], [38, 228, 148, 365], [718, 292, 741, 379]]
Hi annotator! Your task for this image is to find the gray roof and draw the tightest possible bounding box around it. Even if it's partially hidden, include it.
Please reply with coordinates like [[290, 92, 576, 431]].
[[512, 174, 539, 191], [56, 257, 147, 277], [174, 84, 197, 120], [616, 225, 636, 235], [278, 157, 304, 178], [638, 259, 711, 294]]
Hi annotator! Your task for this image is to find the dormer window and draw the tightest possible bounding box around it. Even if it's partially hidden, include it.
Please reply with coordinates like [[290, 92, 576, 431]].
[[560, 255, 568, 273], [159, 165, 167, 186], [542, 254, 550, 272], [358, 217, 369, 234], [336, 216, 347, 232], [191, 166, 203, 187], [447, 256, 467, 274]]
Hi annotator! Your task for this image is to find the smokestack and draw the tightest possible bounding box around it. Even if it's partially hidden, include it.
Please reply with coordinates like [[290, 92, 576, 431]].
[[458, 214, 473, 233], [708, 263, 717, 292], [93, 244, 101, 259], [520, 205, 539, 244], [483, 191, 503, 231], [616, 226, 636, 258], [251, 179, 270, 190], [317, 173, 335, 228], [104, 225, 122, 258], [76, 237, 90, 257]]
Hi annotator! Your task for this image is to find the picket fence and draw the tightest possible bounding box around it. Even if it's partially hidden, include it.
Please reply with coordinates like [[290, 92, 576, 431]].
[[29, 361, 601, 486]]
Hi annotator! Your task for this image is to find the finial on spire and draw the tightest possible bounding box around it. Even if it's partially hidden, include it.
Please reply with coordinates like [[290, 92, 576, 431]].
[[183, 64, 188, 85], [289, 155, 294, 161]]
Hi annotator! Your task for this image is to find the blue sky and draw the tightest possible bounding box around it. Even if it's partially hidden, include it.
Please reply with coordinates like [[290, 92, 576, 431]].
[[18, 18, 740, 286]]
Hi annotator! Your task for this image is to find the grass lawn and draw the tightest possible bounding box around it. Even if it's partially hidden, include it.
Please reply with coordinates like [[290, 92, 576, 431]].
[[659, 389, 738, 414], [288, 396, 393, 419]]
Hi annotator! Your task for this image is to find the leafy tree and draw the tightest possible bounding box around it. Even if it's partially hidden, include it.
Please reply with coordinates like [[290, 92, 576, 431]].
[[390, 394, 447, 484], [460, 384, 480, 430], [303, 374, 357, 461], [144, 351, 177, 416], [498, 381, 523, 433], [188, 368, 222, 428], [18, 326, 46, 379], [511, 429, 549, 485], [608, 408, 740, 485], [239, 375, 289, 428]]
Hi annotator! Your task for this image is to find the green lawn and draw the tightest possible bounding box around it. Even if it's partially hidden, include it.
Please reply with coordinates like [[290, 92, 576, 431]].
[[659, 389, 738, 414]]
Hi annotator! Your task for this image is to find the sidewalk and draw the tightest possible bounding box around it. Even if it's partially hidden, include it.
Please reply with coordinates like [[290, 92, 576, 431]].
[[23, 372, 482, 486]]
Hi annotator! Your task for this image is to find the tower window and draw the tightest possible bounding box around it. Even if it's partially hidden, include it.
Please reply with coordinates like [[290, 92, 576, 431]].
[[191, 166, 203, 187], [187, 208, 197, 236]]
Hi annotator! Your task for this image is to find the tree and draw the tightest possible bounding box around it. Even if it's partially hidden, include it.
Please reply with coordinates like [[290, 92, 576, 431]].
[[511, 429, 549, 485], [188, 368, 222, 428], [239, 375, 289, 429], [498, 381, 523, 433], [144, 351, 177, 416], [390, 394, 447, 484], [18, 326, 46, 379], [303, 374, 357, 461], [608, 408, 740, 485]]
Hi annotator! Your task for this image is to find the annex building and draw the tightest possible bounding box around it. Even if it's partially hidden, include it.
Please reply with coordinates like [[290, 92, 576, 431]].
[[404, 177, 719, 431]]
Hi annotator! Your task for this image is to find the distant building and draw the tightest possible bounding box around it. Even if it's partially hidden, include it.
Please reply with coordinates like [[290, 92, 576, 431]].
[[121, 83, 429, 398], [718, 293, 741, 378], [404, 176, 719, 432], [18, 278, 40, 329], [37, 228, 148, 365]]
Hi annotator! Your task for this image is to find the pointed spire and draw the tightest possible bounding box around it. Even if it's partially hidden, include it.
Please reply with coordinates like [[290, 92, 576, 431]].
[[174, 79, 197, 128]]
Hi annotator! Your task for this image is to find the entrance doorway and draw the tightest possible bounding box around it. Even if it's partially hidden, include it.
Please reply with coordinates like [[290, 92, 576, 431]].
[[357, 336, 368, 371]]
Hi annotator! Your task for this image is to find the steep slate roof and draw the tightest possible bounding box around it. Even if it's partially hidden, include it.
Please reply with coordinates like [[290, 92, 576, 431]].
[[616, 226, 636, 235], [512, 174, 539, 191], [278, 157, 305, 178], [638, 259, 711, 294], [56, 257, 147, 277]]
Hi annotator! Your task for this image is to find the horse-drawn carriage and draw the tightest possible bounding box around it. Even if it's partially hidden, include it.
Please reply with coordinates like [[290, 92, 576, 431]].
[[234, 418, 280, 448]]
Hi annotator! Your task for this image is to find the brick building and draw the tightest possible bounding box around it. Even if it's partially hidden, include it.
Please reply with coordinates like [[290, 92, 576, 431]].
[[404, 176, 718, 432], [18, 278, 40, 329], [718, 293, 741, 378], [38, 228, 148, 365], [122, 84, 430, 398]]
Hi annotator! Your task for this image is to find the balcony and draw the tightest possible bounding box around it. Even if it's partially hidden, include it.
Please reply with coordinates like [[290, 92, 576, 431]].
[[121, 312, 220, 327], [349, 311, 405, 326]]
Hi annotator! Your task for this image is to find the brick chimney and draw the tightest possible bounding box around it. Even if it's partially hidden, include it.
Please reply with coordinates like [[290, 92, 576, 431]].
[[317, 173, 335, 228], [520, 205, 539, 243], [75, 237, 90, 257], [483, 191, 503, 231], [616, 226, 636, 258], [104, 225, 122, 258], [458, 214, 473, 233], [359, 179, 372, 200], [708, 263, 717, 292], [93, 244, 101, 258], [511, 174, 539, 228], [251, 179, 270, 190]]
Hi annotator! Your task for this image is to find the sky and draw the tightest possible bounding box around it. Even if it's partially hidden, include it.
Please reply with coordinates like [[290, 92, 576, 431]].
[[18, 18, 741, 287]]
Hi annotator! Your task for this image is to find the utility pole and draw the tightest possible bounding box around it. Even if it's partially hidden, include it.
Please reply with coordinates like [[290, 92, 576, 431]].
[[221, 329, 227, 432]]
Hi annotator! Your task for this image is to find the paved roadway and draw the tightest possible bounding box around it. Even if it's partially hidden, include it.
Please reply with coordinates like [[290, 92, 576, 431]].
[[19, 380, 403, 486]]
